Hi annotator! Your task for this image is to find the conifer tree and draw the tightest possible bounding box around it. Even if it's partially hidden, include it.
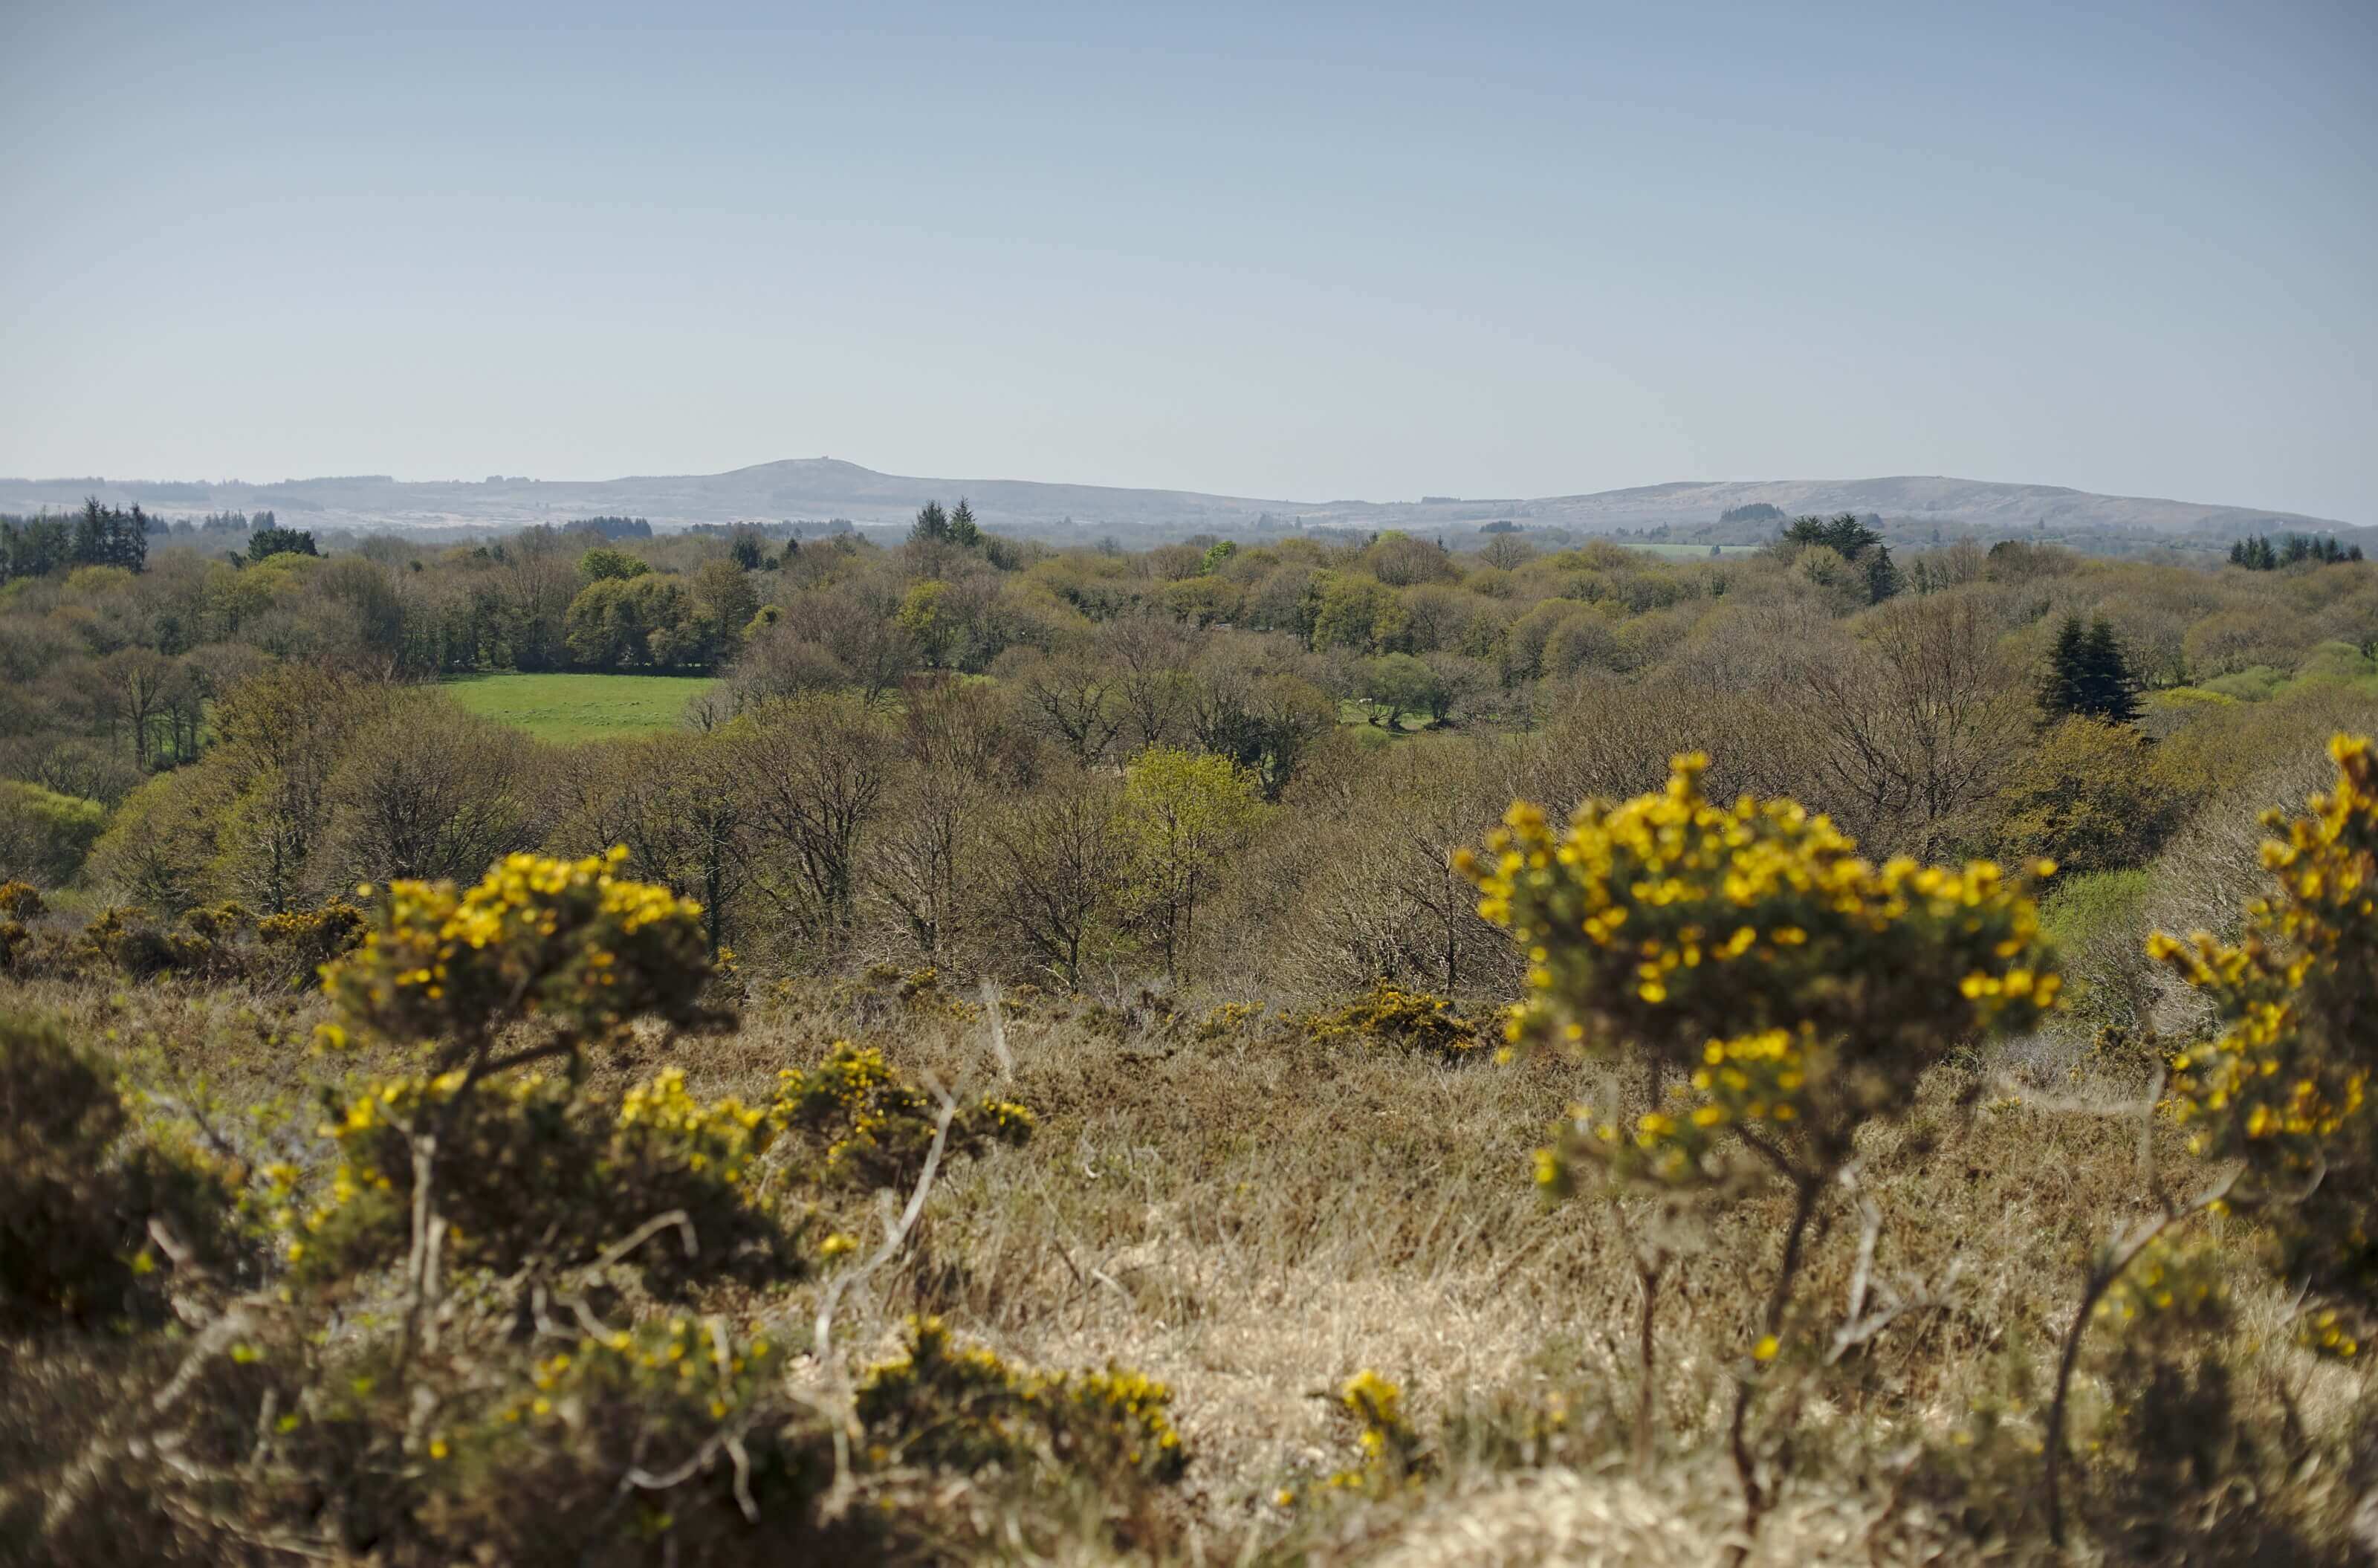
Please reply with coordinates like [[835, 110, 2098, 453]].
[[2038, 615, 2091, 720], [2039, 615, 2140, 725], [2079, 617, 2141, 725], [947, 497, 981, 548]]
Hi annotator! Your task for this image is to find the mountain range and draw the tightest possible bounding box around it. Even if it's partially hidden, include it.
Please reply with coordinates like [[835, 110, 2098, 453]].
[[0, 459, 2356, 542]]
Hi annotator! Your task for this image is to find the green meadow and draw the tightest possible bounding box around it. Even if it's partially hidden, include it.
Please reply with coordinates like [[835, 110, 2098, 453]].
[[439, 672, 720, 743]]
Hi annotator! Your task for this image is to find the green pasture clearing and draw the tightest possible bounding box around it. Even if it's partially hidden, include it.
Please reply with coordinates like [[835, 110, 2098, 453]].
[[1624, 542, 1766, 559], [440, 673, 721, 743]]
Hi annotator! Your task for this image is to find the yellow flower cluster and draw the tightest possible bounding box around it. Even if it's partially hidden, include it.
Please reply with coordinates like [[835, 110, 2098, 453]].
[[617, 1067, 774, 1185], [855, 1315, 1186, 1480], [2151, 733, 2378, 1338], [325, 848, 710, 1049], [1323, 1369, 1427, 1491], [473, 1315, 781, 1442], [1463, 754, 2058, 1185], [2090, 1236, 2230, 1338], [2299, 1308, 2361, 1361], [775, 1042, 1036, 1190]]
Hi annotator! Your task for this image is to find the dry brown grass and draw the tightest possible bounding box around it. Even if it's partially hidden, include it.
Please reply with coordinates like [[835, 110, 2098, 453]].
[[8, 968, 2372, 1564]]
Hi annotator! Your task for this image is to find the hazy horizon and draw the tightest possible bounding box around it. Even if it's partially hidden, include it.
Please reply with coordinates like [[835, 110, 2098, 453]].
[[1, 455, 2365, 528], [4, 1, 2373, 519]]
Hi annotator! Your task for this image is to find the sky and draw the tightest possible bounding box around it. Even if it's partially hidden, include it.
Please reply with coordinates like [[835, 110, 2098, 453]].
[[1, 1, 2373, 520]]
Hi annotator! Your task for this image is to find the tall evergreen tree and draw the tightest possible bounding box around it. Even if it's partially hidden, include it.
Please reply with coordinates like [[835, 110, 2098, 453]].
[[2038, 615, 2092, 721], [909, 501, 950, 545], [2079, 618, 2141, 725], [947, 497, 980, 548], [2041, 615, 2141, 725]]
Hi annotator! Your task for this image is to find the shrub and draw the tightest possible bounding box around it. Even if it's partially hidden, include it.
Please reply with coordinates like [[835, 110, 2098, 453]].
[[1296, 983, 1482, 1061], [256, 895, 367, 985], [2153, 733, 2378, 1358], [288, 1066, 799, 1292], [1325, 1370, 1428, 1492], [1459, 752, 2059, 1544], [75, 903, 181, 979], [772, 1041, 1034, 1190], [0, 777, 106, 885], [1463, 755, 2057, 1190], [0, 1013, 234, 1329], [325, 848, 716, 1056], [855, 1315, 1188, 1486]]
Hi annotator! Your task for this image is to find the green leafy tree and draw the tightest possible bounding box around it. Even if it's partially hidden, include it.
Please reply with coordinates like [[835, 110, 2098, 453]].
[[1358, 652, 1442, 729], [1311, 573, 1410, 654], [577, 545, 649, 582], [897, 579, 957, 668], [1985, 717, 2190, 874], [1121, 746, 1266, 979]]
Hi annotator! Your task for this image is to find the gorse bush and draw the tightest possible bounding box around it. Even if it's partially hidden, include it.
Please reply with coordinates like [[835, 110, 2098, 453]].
[[772, 1040, 1034, 1190], [1294, 982, 1483, 1061], [0, 1012, 236, 1329], [0, 846, 1208, 1564], [1462, 754, 2058, 1188], [1326, 1370, 1429, 1493], [254, 895, 367, 982], [2154, 733, 2378, 1359], [285, 1066, 799, 1292], [854, 1315, 1188, 1486], [326, 847, 716, 1055], [1460, 753, 2061, 1549]]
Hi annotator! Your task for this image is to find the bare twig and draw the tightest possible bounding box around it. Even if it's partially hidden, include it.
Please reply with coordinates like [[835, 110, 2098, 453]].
[[979, 977, 1014, 1080], [2044, 1167, 2238, 1546], [591, 1210, 699, 1273], [1723, 1171, 1826, 1567], [813, 1089, 956, 1364]]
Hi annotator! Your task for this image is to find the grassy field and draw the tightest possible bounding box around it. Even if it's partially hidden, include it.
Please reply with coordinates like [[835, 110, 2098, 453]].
[[1624, 541, 1766, 559], [440, 671, 720, 742]]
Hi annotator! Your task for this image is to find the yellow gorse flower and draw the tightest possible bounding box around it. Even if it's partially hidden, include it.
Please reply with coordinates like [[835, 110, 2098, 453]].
[[1463, 754, 2058, 1188], [2151, 734, 2378, 1349]]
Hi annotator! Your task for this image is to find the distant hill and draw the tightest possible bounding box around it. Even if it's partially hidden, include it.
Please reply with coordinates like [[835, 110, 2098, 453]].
[[0, 460, 2355, 542]]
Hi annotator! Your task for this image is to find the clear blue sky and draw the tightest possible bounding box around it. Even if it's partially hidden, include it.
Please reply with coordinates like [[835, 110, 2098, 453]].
[[3, 1, 2372, 519]]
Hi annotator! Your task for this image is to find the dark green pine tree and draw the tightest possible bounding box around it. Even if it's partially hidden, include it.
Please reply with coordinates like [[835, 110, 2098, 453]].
[[909, 500, 950, 545], [2079, 618, 2141, 725], [947, 497, 981, 548], [2038, 615, 2092, 721], [71, 498, 108, 566]]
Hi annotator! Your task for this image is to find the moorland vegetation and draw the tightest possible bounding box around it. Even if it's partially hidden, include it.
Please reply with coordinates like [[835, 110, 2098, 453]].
[[1, 502, 2376, 1563]]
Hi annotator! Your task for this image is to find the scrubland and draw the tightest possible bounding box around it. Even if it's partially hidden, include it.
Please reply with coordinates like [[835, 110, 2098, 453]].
[[4, 514, 2378, 1562]]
